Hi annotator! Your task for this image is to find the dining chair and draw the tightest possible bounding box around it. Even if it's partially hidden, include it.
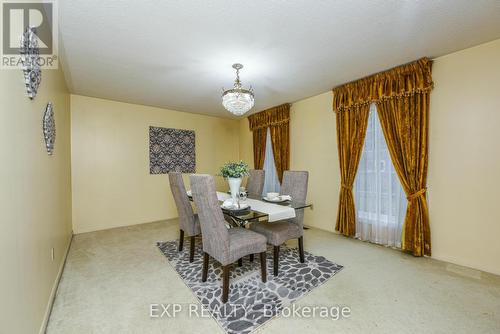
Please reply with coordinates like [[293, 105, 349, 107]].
[[246, 169, 265, 197], [241, 169, 264, 264], [250, 170, 309, 276], [168, 172, 201, 262], [189, 174, 267, 303]]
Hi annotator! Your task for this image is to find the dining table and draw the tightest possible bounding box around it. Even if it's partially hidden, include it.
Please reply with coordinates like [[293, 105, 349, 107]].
[[188, 191, 312, 228]]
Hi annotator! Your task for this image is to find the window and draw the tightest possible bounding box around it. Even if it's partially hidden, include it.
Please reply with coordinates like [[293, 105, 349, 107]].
[[354, 104, 407, 247], [262, 128, 280, 196]]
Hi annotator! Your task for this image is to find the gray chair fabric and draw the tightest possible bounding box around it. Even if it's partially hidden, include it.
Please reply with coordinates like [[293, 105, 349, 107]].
[[250, 171, 309, 246], [250, 221, 302, 246], [280, 170, 309, 229], [190, 174, 267, 266], [168, 172, 200, 236], [246, 169, 265, 197]]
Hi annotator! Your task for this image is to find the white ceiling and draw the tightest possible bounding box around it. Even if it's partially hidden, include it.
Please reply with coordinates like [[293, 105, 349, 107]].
[[59, 0, 500, 118]]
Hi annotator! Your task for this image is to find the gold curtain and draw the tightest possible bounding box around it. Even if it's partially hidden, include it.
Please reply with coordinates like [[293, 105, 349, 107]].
[[248, 104, 290, 130], [335, 104, 370, 236], [252, 127, 267, 169], [270, 122, 290, 182], [332, 58, 433, 256], [248, 104, 290, 182], [377, 93, 431, 256]]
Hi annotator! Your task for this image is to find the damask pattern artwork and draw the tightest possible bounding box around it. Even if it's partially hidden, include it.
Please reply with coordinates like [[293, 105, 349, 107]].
[[149, 126, 196, 174]]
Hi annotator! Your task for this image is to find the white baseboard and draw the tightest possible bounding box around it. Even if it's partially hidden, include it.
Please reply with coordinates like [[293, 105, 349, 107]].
[[38, 232, 74, 334]]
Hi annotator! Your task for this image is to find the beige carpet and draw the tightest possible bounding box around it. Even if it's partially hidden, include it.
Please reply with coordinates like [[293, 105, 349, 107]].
[[46, 220, 500, 333]]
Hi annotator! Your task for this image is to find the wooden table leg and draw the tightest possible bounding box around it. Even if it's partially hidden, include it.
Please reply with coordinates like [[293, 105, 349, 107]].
[[202, 252, 209, 282], [178, 230, 184, 251], [189, 236, 195, 262], [222, 265, 230, 303], [298, 236, 305, 263], [273, 246, 280, 277], [260, 252, 267, 283]]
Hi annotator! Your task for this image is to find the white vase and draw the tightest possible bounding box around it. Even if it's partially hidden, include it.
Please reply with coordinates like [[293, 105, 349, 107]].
[[227, 177, 242, 203]]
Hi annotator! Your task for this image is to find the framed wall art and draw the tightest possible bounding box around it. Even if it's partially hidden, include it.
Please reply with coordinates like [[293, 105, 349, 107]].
[[149, 126, 195, 174]]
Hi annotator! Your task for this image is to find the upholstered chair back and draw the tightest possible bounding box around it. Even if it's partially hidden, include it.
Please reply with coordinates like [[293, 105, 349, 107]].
[[189, 174, 230, 262], [169, 172, 198, 236], [280, 171, 309, 228], [246, 169, 265, 197]]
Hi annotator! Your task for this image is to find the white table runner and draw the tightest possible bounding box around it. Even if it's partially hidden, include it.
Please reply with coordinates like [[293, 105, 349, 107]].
[[216, 192, 296, 222]]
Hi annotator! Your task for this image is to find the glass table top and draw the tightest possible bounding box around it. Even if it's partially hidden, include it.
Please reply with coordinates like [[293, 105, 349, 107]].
[[188, 194, 312, 224]]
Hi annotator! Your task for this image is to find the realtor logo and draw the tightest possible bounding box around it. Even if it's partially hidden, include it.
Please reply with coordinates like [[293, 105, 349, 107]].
[[1, 0, 58, 69]]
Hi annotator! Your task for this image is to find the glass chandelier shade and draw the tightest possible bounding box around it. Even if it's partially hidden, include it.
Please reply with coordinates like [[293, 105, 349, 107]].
[[222, 63, 254, 116]]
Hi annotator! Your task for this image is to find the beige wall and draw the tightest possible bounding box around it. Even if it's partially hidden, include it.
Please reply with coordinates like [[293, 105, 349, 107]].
[[0, 66, 72, 333], [239, 39, 500, 275], [428, 39, 500, 275], [71, 95, 240, 233]]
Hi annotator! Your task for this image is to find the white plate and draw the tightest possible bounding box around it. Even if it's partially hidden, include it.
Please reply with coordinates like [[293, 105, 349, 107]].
[[221, 203, 250, 211], [262, 196, 289, 203]]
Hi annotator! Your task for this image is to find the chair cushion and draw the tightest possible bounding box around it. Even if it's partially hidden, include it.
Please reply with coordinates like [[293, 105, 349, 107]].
[[250, 221, 303, 246], [223, 228, 267, 265]]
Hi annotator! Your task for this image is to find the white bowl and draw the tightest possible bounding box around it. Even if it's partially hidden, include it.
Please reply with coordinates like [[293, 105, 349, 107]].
[[266, 192, 279, 199], [221, 202, 250, 210]]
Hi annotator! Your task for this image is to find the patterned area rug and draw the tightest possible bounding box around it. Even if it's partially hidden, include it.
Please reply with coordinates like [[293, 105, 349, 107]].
[[157, 239, 343, 334]]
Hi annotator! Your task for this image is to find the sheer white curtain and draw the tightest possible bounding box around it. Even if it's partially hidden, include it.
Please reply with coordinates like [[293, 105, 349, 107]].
[[262, 128, 281, 196], [354, 104, 407, 248]]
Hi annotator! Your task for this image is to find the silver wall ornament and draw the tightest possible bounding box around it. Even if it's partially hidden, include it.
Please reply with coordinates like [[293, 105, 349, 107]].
[[20, 27, 42, 99], [43, 103, 56, 155]]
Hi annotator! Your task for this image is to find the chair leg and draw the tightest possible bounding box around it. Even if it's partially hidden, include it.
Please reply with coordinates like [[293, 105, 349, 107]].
[[222, 265, 230, 303], [238, 258, 243, 267], [298, 236, 305, 263], [249, 254, 254, 262], [260, 251, 267, 283], [273, 246, 280, 277], [178, 230, 184, 251], [189, 236, 195, 263], [202, 252, 209, 282]]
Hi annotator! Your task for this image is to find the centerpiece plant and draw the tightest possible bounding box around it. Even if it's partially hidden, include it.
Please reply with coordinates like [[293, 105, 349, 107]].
[[219, 161, 249, 201]]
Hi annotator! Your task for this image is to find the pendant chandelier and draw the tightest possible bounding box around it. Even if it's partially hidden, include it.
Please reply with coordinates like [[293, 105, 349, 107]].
[[222, 63, 254, 116]]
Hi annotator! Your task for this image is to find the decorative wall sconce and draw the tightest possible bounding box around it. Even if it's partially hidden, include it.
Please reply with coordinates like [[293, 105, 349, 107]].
[[20, 27, 42, 99], [43, 102, 56, 155]]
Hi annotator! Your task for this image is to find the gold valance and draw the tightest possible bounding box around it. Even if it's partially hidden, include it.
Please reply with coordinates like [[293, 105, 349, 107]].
[[248, 103, 290, 131], [332, 58, 434, 112]]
